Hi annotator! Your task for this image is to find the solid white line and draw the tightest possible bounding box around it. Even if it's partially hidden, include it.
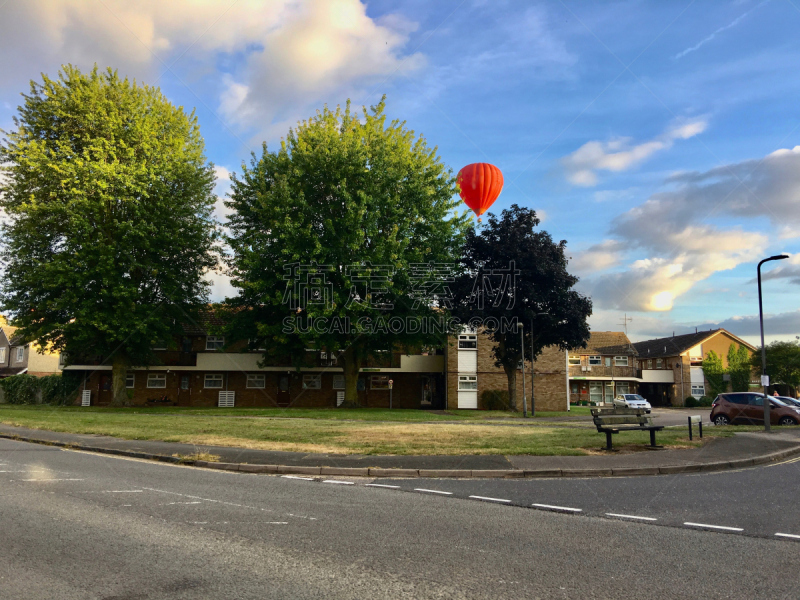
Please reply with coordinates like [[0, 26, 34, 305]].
[[469, 495, 511, 503], [606, 513, 657, 521], [19, 478, 84, 482], [531, 503, 582, 513], [281, 475, 315, 481], [103, 490, 143, 493], [775, 533, 800, 540], [323, 480, 354, 485], [684, 522, 743, 532], [365, 483, 400, 489], [414, 488, 452, 495]]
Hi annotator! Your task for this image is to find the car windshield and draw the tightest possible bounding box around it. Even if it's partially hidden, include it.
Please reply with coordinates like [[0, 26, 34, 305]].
[[625, 395, 646, 401], [778, 396, 800, 406]]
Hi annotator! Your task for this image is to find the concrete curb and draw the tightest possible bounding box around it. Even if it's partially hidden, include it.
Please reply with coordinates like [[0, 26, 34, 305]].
[[2, 432, 800, 479]]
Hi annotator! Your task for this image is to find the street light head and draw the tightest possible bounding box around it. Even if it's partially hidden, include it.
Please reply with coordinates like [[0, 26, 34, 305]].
[[771, 254, 790, 261]]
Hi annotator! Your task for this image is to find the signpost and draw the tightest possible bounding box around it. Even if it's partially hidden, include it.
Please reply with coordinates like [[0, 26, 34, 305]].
[[389, 379, 393, 410], [688, 415, 703, 441]]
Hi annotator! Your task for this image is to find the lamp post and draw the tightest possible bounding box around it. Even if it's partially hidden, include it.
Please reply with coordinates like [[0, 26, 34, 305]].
[[520, 323, 527, 417], [758, 254, 789, 432], [388, 379, 393, 410]]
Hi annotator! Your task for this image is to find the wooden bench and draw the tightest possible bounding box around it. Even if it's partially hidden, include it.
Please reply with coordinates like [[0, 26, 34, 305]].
[[591, 407, 664, 450]]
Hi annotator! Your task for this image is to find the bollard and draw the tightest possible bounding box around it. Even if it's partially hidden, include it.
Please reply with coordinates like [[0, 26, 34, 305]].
[[688, 415, 702, 441]]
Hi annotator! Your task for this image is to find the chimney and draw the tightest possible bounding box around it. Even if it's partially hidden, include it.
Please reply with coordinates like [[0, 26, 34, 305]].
[[695, 327, 698, 333]]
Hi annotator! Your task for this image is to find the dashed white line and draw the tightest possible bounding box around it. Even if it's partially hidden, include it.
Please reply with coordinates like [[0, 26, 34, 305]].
[[469, 495, 511, 503], [281, 475, 315, 481], [684, 522, 743, 532], [19, 478, 85, 482], [103, 490, 143, 493], [414, 488, 452, 495], [365, 483, 400, 489], [531, 503, 582, 513], [775, 533, 800, 540], [606, 513, 657, 522], [164, 501, 202, 505], [323, 480, 354, 485]]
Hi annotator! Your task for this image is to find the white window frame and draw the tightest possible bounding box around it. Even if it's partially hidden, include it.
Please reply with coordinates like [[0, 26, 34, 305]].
[[147, 373, 166, 389], [458, 334, 477, 349], [0, 347, 6, 363], [568, 356, 581, 366], [204, 374, 224, 389], [458, 375, 478, 390], [616, 382, 630, 395], [205, 336, 225, 351], [647, 359, 652, 369], [302, 374, 321, 389], [656, 358, 663, 369], [588, 355, 601, 366], [614, 356, 629, 367], [246, 374, 265, 389], [15, 346, 24, 362], [691, 384, 705, 397], [126, 372, 135, 389], [332, 374, 345, 390], [370, 375, 390, 390]]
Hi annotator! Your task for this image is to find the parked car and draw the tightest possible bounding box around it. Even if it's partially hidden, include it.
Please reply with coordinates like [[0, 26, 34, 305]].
[[613, 393, 652, 414], [775, 396, 800, 408], [710, 392, 800, 426]]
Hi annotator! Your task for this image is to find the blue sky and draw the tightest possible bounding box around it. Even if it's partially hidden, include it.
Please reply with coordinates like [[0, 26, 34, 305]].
[[1, 0, 798, 344]]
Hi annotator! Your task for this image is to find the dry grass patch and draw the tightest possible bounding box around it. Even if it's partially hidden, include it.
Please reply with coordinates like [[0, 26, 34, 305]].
[[172, 452, 221, 463]]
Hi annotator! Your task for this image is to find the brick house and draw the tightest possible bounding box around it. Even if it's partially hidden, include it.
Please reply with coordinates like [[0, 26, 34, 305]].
[[567, 332, 639, 405], [0, 321, 63, 378], [631, 329, 759, 407]]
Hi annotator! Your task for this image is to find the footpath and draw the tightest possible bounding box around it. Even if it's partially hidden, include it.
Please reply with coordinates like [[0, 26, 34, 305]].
[[1, 423, 799, 479]]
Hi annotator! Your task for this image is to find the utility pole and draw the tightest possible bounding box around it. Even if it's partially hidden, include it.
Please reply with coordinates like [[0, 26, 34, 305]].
[[520, 323, 527, 418], [758, 254, 789, 432]]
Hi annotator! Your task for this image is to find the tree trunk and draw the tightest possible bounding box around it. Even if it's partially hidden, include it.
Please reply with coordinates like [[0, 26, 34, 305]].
[[340, 346, 361, 408], [504, 364, 517, 411], [110, 352, 131, 407]]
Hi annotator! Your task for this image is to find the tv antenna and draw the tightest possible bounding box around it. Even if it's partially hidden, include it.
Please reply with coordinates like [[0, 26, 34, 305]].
[[619, 313, 633, 336]]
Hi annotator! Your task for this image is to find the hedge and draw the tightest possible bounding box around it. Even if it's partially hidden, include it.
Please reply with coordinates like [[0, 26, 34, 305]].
[[0, 373, 82, 405], [480, 389, 510, 411]]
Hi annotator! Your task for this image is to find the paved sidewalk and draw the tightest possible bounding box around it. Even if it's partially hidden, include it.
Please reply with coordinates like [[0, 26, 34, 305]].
[[1, 423, 798, 478]]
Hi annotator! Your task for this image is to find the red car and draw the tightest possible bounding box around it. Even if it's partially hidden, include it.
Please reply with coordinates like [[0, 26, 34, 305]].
[[710, 392, 800, 426]]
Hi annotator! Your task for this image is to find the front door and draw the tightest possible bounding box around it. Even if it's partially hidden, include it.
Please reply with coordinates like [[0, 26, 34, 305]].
[[98, 374, 112, 405], [177, 375, 191, 406], [277, 376, 291, 407], [421, 376, 432, 408], [604, 382, 615, 404]]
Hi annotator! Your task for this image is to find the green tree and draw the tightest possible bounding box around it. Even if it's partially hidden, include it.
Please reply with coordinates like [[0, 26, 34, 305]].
[[727, 343, 752, 393], [0, 65, 218, 405], [702, 350, 727, 396], [452, 205, 592, 411], [750, 341, 800, 394], [224, 98, 468, 406]]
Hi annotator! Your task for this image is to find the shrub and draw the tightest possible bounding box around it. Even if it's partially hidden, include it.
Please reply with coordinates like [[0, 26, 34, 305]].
[[684, 396, 699, 408], [481, 389, 510, 411], [0, 373, 82, 405], [698, 395, 714, 407]]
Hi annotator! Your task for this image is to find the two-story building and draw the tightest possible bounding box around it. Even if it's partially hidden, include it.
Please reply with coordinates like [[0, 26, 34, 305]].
[[0, 321, 63, 378], [566, 332, 639, 404]]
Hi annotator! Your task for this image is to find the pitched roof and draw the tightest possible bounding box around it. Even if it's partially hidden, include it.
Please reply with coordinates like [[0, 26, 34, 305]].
[[180, 310, 228, 336], [575, 331, 637, 356], [631, 329, 747, 359]]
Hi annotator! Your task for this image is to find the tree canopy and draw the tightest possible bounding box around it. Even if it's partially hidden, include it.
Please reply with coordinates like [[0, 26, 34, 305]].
[[751, 341, 800, 393], [702, 350, 726, 397], [452, 205, 592, 411], [727, 343, 751, 393], [0, 65, 218, 405], [224, 97, 469, 405]]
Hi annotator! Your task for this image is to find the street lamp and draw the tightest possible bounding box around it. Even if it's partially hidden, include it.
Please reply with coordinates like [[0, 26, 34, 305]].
[[757, 254, 789, 432]]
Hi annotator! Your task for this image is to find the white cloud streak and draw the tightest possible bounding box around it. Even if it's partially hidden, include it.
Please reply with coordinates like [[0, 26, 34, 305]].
[[675, 0, 771, 60]]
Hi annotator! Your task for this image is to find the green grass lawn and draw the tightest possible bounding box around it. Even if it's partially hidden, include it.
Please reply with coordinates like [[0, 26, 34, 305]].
[[0, 405, 724, 456]]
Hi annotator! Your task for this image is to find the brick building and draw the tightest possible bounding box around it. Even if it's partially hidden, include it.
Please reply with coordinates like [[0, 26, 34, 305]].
[[567, 332, 639, 404]]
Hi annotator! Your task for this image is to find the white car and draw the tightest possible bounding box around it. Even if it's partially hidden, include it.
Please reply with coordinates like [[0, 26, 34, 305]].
[[613, 393, 652, 414]]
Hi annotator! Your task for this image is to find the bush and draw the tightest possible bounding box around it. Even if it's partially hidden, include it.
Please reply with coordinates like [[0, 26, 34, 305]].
[[698, 395, 714, 407], [684, 396, 699, 407], [0, 373, 82, 405], [481, 389, 510, 411]]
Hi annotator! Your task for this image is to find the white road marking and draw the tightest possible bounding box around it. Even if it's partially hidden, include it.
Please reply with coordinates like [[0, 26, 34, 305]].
[[684, 522, 743, 532], [19, 478, 85, 482], [414, 488, 452, 495], [531, 503, 582, 513], [164, 501, 202, 505], [142, 488, 318, 521], [775, 533, 800, 540], [606, 513, 657, 521], [469, 495, 511, 503], [281, 475, 315, 481], [322, 480, 354, 485], [103, 490, 143, 493], [365, 484, 400, 489]]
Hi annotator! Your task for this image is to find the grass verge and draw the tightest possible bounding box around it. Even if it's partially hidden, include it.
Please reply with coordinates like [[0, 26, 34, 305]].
[[0, 405, 729, 456]]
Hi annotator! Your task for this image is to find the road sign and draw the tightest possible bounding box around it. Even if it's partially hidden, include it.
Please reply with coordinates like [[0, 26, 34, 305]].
[[761, 375, 770, 386]]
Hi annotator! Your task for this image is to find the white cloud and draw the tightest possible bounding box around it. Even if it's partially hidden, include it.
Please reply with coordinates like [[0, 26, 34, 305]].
[[674, 0, 770, 60], [0, 0, 422, 135], [562, 118, 708, 186]]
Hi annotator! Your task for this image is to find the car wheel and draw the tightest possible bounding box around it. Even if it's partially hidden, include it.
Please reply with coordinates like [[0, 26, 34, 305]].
[[778, 416, 798, 426], [713, 414, 730, 426]]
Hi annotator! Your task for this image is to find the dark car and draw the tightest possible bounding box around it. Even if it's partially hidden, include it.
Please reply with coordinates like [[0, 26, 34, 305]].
[[775, 396, 800, 408], [710, 392, 800, 426]]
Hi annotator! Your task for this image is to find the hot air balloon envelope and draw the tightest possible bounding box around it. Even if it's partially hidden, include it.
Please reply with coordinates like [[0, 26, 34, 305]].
[[457, 163, 503, 218]]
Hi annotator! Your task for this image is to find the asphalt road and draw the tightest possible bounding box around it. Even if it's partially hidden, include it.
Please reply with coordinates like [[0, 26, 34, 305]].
[[2, 438, 800, 599]]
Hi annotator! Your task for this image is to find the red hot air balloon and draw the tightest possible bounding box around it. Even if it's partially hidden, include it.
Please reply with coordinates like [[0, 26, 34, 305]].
[[457, 163, 503, 222]]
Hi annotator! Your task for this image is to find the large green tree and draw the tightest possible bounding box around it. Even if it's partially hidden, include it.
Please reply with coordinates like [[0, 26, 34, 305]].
[[702, 350, 727, 397], [727, 343, 752, 393], [0, 66, 218, 405], [224, 98, 468, 405], [452, 205, 592, 411], [751, 341, 800, 394]]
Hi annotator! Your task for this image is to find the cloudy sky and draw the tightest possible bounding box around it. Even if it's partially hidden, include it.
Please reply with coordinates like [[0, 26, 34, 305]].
[[1, 0, 798, 344]]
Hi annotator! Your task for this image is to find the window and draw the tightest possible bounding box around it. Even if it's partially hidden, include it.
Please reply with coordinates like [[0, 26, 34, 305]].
[[458, 334, 477, 349], [147, 373, 166, 388], [205, 336, 225, 351], [748, 394, 764, 406], [302, 374, 321, 389], [0, 347, 6, 363], [458, 375, 478, 390], [246, 374, 265, 389], [370, 375, 390, 390], [656, 358, 663, 369], [15, 347, 24, 362], [588, 356, 601, 366], [691, 384, 705, 397], [589, 382, 603, 404], [616, 382, 630, 395], [333, 374, 345, 390], [152, 341, 168, 351], [204, 374, 224, 388], [647, 359, 652, 369], [605, 357, 612, 367], [180, 375, 190, 390], [58, 352, 66, 366], [614, 356, 629, 367], [248, 339, 266, 351], [570, 383, 579, 394], [125, 372, 135, 389], [568, 356, 581, 366]]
